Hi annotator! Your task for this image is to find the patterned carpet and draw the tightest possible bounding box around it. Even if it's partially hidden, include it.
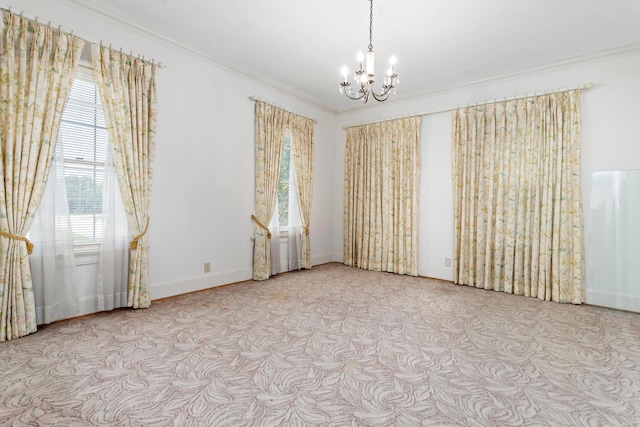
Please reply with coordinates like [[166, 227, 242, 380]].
[[1, 263, 639, 426]]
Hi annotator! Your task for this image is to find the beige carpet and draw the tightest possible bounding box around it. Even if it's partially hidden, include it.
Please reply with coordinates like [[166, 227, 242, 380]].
[[1, 263, 639, 426]]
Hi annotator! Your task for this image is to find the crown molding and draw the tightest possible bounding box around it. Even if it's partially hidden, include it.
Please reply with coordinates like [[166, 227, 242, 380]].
[[53, 1, 640, 115], [64, 0, 336, 115]]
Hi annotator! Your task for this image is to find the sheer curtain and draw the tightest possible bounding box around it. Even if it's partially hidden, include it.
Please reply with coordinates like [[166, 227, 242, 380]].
[[30, 141, 78, 325], [287, 164, 302, 271], [269, 208, 281, 275], [30, 141, 130, 322], [98, 149, 130, 311], [268, 130, 302, 275]]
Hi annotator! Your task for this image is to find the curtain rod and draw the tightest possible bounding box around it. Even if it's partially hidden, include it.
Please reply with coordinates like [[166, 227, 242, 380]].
[[1, 6, 166, 69], [249, 96, 318, 124], [343, 82, 594, 129]]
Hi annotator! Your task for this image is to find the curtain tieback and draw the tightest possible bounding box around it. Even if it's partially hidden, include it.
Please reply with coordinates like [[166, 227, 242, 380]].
[[130, 217, 150, 250], [303, 224, 310, 236], [251, 215, 271, 239], [0, 230, 34, 254]]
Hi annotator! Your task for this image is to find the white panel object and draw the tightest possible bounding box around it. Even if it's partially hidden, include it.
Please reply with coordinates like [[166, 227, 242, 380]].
[[589, 170, 640, 312]]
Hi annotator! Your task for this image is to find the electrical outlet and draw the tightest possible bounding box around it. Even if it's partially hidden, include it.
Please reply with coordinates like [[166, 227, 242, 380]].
[[204, 262, 211, 273], [445, 258, 451, 267]]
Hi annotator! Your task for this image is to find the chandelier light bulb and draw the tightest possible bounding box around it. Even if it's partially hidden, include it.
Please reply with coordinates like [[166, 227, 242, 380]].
[[341, 65, 348, 83]]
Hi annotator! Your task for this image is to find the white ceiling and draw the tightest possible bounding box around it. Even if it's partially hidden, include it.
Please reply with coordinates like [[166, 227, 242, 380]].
[[71, 0, 640, 113]]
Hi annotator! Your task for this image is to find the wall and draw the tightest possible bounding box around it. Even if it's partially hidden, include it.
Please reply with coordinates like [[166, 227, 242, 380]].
[[10, 0, 337, 302], [335, 47, 640, 312]]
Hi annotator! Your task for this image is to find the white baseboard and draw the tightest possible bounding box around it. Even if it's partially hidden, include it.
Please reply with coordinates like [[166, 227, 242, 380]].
[[585, 289, 640, 313], [151, 267, 253, 301], [151, 254, 342, 302], [149, 259, 459, 303], [332, 253, 343, 263], [311, 253, 336, 266], [418, 267, 454, 282]]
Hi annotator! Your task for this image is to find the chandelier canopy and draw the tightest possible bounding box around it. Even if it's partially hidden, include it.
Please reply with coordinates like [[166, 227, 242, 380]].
[[339, 0, 399, 103]]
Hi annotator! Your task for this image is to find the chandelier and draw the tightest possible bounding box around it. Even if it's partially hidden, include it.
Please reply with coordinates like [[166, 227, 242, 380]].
[[339, 0, 399, 103]]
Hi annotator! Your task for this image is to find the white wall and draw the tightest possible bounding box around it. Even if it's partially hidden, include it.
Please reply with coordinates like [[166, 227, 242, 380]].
[[11, 0, 337, 301], [335, 47, 640, 312]]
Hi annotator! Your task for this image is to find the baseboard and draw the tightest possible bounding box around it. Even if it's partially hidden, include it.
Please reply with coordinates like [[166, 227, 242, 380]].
[[148, 261, 458, 303], [585, 289, 640, 313], [418, 267, 454, 282], [151, 255, 342, 302], [311, 253, 336, 266], [332, 252, 344, 263], [151, 267, 253, 301]]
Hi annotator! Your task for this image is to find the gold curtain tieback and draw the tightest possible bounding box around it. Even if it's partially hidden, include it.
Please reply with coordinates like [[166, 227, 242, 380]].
[[0, 230, 34, 254], [251, 214, 272, 239], [303, 224, 310, 236], [130, 217, 150, 250]]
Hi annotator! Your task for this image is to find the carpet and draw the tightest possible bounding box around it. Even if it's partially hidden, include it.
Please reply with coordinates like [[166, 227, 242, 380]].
[[1, 263, 639, 426]]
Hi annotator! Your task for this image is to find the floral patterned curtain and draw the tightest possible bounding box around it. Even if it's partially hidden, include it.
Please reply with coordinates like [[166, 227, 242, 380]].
[[252, 102, 316, 279], [0, 11, 84, 340], [452, 90, 584, 303], [343, 117, 421, 276], [289, 115, 315, 269], [91, 44, 158, 308], [252, 102, 287, 280]]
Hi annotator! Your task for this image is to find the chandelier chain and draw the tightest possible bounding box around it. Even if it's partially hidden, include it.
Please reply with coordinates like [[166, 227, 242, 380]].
[[368, 0, 373, 51]]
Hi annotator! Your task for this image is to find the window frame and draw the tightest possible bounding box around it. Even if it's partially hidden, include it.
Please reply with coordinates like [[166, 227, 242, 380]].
[[58, 62, 109, 251]]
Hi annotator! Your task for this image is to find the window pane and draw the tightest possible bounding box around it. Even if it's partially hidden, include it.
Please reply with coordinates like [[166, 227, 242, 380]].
[[59, 122, 108, 163], [70, 214, 104, 244], [278, 181, 289, 227], [59, 73, 107, 244], [61, 98, 106, 128], [64, 163, 104, 215], [277, 135, 292, 227]]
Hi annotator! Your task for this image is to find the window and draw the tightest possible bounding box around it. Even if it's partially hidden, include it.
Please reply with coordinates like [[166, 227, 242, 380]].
[[57, 67, 109, 245], [277, 134, 292, 227]]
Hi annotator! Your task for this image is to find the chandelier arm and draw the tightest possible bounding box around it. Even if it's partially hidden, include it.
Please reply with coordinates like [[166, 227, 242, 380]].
[[341, 83, 366, 101], [371, 92, 389, 102], [346, 90, 366, 101], [370, 85, 392, 102]]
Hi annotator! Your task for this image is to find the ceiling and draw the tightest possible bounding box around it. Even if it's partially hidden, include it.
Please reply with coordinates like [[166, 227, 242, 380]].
[[70, 0, 640, 113]]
